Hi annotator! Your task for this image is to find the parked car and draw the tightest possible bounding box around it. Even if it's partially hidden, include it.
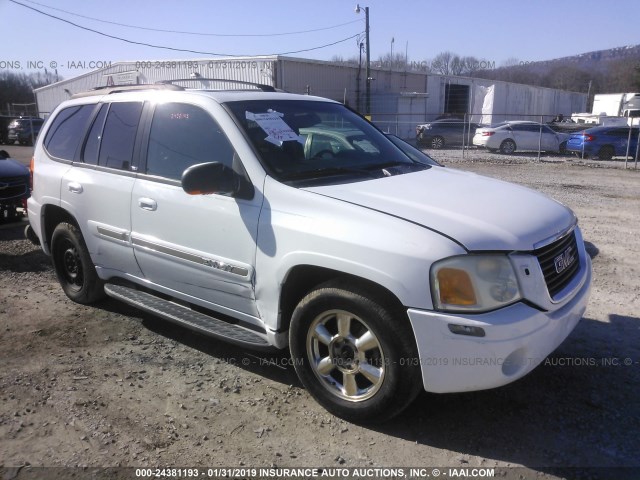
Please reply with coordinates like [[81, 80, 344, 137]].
[[385, 134, 442, 166], [473, 121, 569, 154], [565, 125, 639, 160], [28, 83, 591, 422], [0, 116, 18, 144], [416, 119, 478, 149], [7, 117, 45, 146], [0, 149, 30, 221]]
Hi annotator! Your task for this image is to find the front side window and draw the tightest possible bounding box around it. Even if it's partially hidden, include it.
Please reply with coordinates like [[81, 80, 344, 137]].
[[44, 105, 95, 160], [225, 100, 426, 184], [98, 102, 143, 170], [146, 103, 235, 181]]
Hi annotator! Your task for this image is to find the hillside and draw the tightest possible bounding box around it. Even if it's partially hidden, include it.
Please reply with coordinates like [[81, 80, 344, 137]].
[[472, 44, 640, 99]]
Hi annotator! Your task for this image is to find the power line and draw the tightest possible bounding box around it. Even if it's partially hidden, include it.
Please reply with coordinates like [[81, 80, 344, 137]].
[[20, 0, 363, 37], [10, 0, 362, 57]]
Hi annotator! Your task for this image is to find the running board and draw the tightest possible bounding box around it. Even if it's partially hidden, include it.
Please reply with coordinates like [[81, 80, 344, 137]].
[[104, 283, 270, 349]]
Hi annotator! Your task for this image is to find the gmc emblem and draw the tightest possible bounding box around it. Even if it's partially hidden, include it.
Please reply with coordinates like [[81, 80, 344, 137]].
[[554, 246, 576, 274]]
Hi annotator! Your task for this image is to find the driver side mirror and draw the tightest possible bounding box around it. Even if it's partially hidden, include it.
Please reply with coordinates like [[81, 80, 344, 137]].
[[181, 162, 237, 196]]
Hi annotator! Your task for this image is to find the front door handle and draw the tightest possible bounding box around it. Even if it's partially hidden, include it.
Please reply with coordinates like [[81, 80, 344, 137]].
[[67, 182, 83, 194], [138, 198, 157, 211]]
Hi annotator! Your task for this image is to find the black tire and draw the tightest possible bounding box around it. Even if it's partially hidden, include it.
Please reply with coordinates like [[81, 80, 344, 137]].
[[51, 222, 105, 304], [499, 139, 516, 154], [289, 281, 421, 423], [430, 136, 445, 149], [597, 145, 614, 161], [559, 141, 567, 154], [24, 224, 40, 246]]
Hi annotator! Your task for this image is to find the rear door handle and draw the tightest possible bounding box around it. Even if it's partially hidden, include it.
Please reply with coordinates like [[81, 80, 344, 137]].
[[138, 198, 157, 211], [67, 182, 83, 194]]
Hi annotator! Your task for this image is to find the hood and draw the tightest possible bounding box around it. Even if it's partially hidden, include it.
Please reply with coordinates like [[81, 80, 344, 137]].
[[304, 168, 575, 251], [0, 157, 30, 178]]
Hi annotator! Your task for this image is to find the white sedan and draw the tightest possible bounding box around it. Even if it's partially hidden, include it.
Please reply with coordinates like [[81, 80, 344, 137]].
[[473, 121, 569, 154]]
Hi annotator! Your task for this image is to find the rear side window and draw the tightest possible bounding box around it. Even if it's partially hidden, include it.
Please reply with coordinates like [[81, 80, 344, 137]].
[[44, 105, 95, 160], [607, 128, 637, 138], [98, 102, 143, 170], [145, 103, 235, 180], [513, 124, 542, 133], [83, 104, 108, 165]]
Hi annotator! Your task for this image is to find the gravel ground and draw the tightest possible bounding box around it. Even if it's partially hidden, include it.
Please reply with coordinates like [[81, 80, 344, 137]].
[[0, 146, 639, 480]]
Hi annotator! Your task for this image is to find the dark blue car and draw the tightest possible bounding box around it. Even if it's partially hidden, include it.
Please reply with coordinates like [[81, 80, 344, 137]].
[[0, 150, 30, 221], [566, 125, 639, 160]]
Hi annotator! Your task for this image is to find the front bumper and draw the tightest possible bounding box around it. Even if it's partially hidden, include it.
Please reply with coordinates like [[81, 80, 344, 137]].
[[407, 254, 592, 393]]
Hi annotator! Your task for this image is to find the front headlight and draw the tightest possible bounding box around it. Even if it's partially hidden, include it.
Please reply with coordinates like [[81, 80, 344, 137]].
[[431, 255, 521, 312]]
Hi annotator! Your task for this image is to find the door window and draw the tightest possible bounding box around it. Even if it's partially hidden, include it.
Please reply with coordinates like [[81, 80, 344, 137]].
[[98, 102, 143, 170], [146, 103, 235, 181]]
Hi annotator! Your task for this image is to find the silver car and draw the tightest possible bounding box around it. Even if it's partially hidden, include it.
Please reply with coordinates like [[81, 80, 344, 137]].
[[473, 120, 569, 154]]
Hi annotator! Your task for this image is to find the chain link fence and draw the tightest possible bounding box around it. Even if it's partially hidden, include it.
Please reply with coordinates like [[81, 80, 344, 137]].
[[371, 112, 640, 169]]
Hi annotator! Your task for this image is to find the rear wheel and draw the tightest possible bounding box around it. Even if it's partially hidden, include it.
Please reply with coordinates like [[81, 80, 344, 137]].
[[597, 145, 614, 160], [51, 222, 105, 304], [500, 139, 516, 154], [430, 136, 445, 149], [289, 281, 421, 423], [559, 141, 567, 154]]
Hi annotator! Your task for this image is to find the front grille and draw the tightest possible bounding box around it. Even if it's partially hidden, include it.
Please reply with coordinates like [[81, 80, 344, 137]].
[[0, 177, 29, 200], [534, 230, 580, 299]]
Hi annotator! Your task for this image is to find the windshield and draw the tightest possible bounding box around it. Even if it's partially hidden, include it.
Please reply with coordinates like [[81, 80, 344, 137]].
[[225, 100, 427, 184], [385, 134, 442, 167]]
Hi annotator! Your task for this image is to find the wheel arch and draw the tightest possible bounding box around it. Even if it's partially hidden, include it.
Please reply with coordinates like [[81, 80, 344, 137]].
[[41, 204, 80, 253], [277, 265, 407, 336], [597, 144, 615, 160]]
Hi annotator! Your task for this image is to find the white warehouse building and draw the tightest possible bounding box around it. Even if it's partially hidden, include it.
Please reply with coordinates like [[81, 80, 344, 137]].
[[34, 56, 587, 139]]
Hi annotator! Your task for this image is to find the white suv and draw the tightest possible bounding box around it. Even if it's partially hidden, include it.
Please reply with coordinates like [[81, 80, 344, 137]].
[[27, 83, 591, 422]]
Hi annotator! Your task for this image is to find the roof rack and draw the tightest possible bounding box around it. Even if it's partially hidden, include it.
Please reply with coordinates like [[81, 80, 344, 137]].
[[156, 78, 277, 92], [71, 84, 184, 99]]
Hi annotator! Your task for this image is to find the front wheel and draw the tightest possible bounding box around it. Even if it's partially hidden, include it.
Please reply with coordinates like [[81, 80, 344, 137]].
[[430, 136, 445, 149], [51, 222, 105, 304], [289, 282, 421, 423]]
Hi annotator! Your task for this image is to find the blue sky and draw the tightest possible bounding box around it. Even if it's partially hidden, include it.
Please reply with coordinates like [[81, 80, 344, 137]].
[[2, 0, 639, 78]]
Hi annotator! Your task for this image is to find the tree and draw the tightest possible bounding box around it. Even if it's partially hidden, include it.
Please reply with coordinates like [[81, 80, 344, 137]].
[[0, 70, 60, 116], [375, 52, 410, 70], [606, 58, 640, 91], [544, 65, 592, 92], [431, 51, 455, 75], [501, 57, 521, 68]]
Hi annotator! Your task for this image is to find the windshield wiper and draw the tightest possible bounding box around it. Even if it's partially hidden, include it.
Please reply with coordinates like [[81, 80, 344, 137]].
[[283, 166, 380, 181], [365, 160, 427, 171]]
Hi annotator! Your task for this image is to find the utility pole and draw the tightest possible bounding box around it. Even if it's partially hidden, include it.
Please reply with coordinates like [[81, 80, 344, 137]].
[[356, 4, 371, 117], [365, 6, 371, 117]]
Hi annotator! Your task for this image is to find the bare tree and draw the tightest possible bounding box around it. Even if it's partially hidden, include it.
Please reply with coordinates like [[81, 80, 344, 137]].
[[500, 57, 521, 68], [0, 71, 60, 116], [375, 52, 410, 70], [431, 51, 455, 75]]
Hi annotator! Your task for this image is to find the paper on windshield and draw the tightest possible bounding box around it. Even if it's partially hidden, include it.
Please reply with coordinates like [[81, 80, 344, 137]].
[[246, 111, 300, 146]]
